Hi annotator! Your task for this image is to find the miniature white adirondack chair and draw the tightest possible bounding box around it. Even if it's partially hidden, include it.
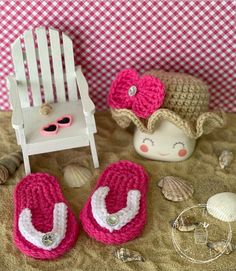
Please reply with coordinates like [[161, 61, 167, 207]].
[[7, 27, 99, 174]]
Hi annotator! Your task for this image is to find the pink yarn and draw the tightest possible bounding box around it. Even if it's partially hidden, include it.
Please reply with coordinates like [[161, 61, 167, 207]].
[[108, 69, 165, 118], [80, 160, 149, 244], [13, 173, 79, 259]]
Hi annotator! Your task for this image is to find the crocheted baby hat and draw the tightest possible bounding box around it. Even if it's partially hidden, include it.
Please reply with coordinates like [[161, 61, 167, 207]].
[[110, 70, 226, 138]]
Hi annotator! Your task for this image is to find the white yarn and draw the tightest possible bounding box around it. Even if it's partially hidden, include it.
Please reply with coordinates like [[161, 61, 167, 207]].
[[91, 186, 141, 233], [18, 202, 68, 250]]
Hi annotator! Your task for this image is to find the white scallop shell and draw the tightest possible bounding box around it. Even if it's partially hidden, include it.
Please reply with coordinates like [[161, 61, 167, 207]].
[[63, 164, 92, 187], [158, 176, 194, 202], [207, 192, 236, 222]]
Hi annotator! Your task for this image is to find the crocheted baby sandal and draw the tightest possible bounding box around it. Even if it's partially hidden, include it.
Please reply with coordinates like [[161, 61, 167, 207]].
[[80, 160, 149, 244], [13, 173, 79, 259]]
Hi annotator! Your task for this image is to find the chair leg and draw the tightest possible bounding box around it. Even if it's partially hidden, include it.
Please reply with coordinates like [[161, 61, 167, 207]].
[[22, 150, 31, 175], [89, 134, 99, 168]]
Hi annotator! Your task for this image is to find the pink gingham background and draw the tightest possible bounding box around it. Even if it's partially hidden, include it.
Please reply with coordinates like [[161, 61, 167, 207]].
[[0, 0, 235, 111]]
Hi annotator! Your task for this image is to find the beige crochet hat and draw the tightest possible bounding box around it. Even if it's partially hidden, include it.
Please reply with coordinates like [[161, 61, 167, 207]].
[[111, 70, 226, 139]]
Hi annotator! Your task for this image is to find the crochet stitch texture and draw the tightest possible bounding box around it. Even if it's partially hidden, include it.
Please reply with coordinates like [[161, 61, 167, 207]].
[[91, 187, 141, 233], [80, 160, 149, 244], [111, 70, 226, 138], [14, 173, 79, 259], [108, 69, 165, 118]]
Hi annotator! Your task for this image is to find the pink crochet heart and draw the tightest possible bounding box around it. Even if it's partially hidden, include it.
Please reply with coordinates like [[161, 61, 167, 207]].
[[108, 69, 165, 118]]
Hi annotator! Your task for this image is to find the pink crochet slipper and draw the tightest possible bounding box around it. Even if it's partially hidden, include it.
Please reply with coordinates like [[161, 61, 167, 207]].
[[14, 173, 79, 259], [80, 160, 149, 244]]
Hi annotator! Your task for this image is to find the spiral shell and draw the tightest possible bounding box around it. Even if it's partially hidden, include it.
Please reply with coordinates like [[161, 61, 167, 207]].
[[158, 176, 194, 202], [113, 248, 145, 263], [40, 103, 53, 116], [0, 151, 23, 184], [63, 164, 92, 187], [207, 241, 235, 255], [0, 165, 9, 184], [219, 150, 233, 169]]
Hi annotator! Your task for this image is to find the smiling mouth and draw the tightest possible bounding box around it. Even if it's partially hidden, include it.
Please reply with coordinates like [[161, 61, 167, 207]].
[[158, 152, 170, 156]]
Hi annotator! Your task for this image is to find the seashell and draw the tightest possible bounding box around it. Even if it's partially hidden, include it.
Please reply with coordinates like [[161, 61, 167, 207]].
[[40, 103, 53, 116], [170, 216, 199, 232], [113, 248, 145, 263], [219, 150, 233, 169], [158, 176, 194, 202], [0, 151, 23, 184], [63, 164, 92, 187], [207, 241, 235, 255], [175, 224, 196, 232], [0, 165, 9, 184], [207, 192, 236, 222]]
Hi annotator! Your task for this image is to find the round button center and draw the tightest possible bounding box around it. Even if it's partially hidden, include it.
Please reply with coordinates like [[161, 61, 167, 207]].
[[42, 233, 55, 247], [106, 214, 119, 226], [128, 86, 137, 96]]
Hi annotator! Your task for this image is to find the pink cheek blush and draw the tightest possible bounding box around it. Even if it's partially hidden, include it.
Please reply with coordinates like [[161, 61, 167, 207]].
[[140, 144, 149, 153], [178, 149, 187, 157]]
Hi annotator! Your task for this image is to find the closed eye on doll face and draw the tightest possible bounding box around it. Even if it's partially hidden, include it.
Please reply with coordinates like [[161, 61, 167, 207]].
[[143, 137, 154, 146], [172, 142, 185, 149]]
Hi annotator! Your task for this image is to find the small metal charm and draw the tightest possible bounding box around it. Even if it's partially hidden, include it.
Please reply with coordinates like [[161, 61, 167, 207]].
[[42, 233, 55, 247], [128, 86, 137, 96], [106, 214, 119, 226]]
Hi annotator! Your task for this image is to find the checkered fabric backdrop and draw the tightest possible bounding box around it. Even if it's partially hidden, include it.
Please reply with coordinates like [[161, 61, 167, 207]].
[[0, 1, 235, 111]]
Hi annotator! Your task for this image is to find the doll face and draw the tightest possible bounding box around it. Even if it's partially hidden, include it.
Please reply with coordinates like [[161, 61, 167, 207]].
[[133, 120, 196, 161]]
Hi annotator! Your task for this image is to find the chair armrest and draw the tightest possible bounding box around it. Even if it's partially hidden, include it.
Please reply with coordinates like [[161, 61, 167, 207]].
[[6, 76, 24, 129], [75, 66, 95, 115]]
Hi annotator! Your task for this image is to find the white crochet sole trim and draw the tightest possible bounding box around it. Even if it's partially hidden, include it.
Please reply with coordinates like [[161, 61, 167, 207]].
[[91, 186, 141, 233], [18, 202, 68, 250]]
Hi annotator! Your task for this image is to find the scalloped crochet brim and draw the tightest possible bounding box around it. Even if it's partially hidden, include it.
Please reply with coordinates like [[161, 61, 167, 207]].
[[111, 108, 226, 139]]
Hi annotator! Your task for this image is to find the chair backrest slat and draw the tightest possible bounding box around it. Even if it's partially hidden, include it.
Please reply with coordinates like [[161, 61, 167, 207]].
[[11, 27, 79, 108], [21, 45, 64, 60], [35, 27, 54, 103], [11, 37, 30, 108], [23, 30, 42, 106], [49, 28, 66, 102], [62, 33, 78, 101]]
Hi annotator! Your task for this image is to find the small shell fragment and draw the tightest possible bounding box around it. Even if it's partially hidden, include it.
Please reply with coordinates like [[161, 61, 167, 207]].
[[158, 176, 194, 202], [170, 216, 199, 232], [219, 150, 233, 169], [113, 248, 145, 263], [177, 224, 196, 232], [40, 103, 53, 116], [207, 241, 235, 255]]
